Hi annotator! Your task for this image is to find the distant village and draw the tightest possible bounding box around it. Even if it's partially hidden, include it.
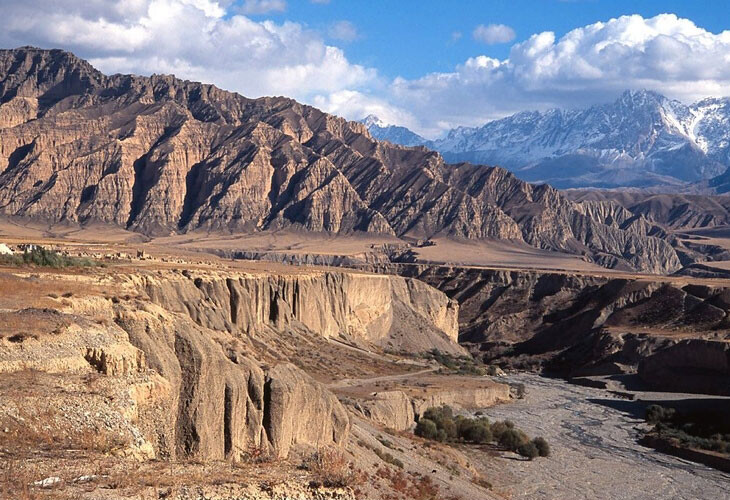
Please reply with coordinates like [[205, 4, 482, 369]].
[[0, 242, 195, 265]]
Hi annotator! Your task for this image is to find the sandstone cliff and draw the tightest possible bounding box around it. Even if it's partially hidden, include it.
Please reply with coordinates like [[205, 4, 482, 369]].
[[0, 265, 462, 463], [0, 47, 683, 273]]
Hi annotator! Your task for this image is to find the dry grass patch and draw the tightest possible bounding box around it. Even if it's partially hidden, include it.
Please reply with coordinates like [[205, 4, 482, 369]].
[[304, 447, 363, 488], [0, 309, 71, 341]]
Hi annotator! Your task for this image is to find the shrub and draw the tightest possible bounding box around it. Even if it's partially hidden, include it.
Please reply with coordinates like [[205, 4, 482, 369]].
[[305, 447, 360, 487], [532, 437, 550, 457], [421, 405, 458, 441], [517, 441, 539, 460], [457, 419, 492, 444], [415, 418, 439, 440], [498, 429, 529, 452], [0, 247, 98, 268], [645, 405, 676, 425], [490, 420, 513, 441], [423, 405, 454, 426], [243, 445, 272, 464], [440, 416, 458, 440]]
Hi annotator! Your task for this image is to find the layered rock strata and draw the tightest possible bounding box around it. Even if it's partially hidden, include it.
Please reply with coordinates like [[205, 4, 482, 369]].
[[0, 47, 683, 273]]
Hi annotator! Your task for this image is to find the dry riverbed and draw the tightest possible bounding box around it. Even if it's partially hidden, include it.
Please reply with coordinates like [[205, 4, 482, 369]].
[[477, 373, 730, 499]]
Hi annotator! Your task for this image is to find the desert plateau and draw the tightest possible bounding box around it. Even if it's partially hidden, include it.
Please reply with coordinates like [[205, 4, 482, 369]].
[[2, 3, 730, 499]]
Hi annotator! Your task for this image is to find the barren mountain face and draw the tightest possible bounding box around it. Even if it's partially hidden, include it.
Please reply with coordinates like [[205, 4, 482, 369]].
[[0, 47, 681, 273]]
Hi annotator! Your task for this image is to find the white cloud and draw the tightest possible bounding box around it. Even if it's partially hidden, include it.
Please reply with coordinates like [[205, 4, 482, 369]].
[[312, 90, 417, 130], [0, 0, 375, 102], [238, 0, 286, 15], [3, 7, 730, 139], [328, 20, 358, 42], [390, 14, 730, 136], [472, 24, 515, 44]]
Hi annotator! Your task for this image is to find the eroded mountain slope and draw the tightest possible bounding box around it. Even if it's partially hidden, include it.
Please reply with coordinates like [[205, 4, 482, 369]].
[[0, 47, 682, 273]]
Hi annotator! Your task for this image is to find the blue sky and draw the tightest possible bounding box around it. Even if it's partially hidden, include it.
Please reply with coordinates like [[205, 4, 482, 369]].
[[278, 0, 730, 81], [2, 0, 730, 137]]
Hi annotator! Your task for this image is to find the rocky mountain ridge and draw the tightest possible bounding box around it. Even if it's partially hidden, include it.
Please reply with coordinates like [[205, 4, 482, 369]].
[[0, 47, 686, 273], [365, 90, 730, 190]]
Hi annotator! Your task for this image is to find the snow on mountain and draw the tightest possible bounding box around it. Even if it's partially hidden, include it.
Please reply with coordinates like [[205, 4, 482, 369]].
[[360, 115, 427, 147], [362, 91, 730, 190]]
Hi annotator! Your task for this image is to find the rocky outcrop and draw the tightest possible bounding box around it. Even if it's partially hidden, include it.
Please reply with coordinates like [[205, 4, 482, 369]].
[[411, 385, 512, 417], [639, 340, 730, 395], [567, 190, 730, 231], [264, 364, 350, 458], [136, 268, 459, 353], [0, 47, 685, 273], [0, 266, 464, 462], [352, 391, 415, 431]]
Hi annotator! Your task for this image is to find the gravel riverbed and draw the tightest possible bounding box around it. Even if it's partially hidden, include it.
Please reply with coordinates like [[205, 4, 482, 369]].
[[479, 373, 730, 499]]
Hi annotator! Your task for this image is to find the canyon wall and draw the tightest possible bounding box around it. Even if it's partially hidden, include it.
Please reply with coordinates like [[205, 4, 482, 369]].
[[358, 264, 730, 386], [0, 266, 462, 462]]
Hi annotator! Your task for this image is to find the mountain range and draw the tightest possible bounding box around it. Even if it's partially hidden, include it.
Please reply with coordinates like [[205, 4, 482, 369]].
[[365, 90, 730, 190], [0, 47, 709, 274]]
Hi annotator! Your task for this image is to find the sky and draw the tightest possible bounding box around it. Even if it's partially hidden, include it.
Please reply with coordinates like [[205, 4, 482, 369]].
[[1, 0, 730, 138]]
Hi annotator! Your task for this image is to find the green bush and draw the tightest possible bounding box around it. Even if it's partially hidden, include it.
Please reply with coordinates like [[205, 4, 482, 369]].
[[415, 418, 439, 440], [517, 441, 539, 460], [440, 416, 458, 440], [422, 405, 458, 440], [423, 405, 454, 425], [460, 420, 492, 444], [532, 437, 550, 457], [498, 429, 529, 452], [414, 408, 548, 458], [490, 420, 513, 441], [645, 405, 676, 425], [0, 247, 98, 268]]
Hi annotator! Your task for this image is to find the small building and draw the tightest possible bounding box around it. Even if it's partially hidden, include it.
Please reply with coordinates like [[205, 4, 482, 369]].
[[18, 243, 40, 253], [0, 243, 13, 255]]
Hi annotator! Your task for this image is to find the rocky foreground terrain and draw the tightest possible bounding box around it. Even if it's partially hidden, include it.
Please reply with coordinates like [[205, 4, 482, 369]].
[[0, 249, 519, 499], [0, 47, 697, 274]]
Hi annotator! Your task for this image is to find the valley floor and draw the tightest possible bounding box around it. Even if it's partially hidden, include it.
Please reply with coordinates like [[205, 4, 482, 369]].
[[477, 373, 730, 499]]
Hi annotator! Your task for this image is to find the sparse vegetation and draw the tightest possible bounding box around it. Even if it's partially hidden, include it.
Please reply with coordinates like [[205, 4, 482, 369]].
[[376, 467, 441, 500], [643, 404, 730, 456], [517, 441, 539, 460], [358, 438, 405, 468], [0, 247, 99, 268], [414, 405, 551, 460], [305, 447, 362, 487], [422, 349, 487, 376]]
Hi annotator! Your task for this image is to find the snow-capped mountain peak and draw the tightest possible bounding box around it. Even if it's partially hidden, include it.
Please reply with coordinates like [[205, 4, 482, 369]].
[[360, 115, 427, 147], [361, 114, 388, 128], [430, 90, 730, 188], [359, 90, 730, 189]]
